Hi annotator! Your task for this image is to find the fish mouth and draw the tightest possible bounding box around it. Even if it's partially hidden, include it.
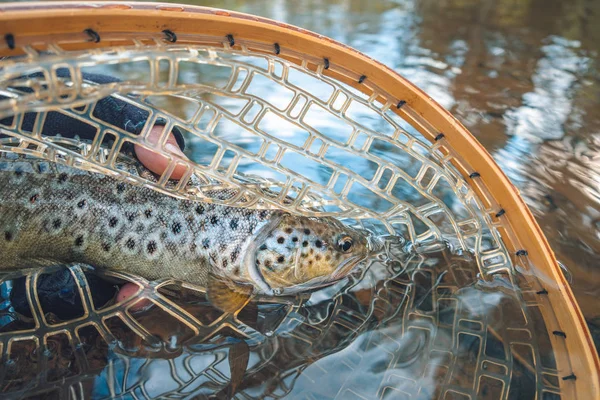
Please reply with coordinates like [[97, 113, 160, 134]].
[[332, 254, 366, 280], [274, 253, 368, 296]]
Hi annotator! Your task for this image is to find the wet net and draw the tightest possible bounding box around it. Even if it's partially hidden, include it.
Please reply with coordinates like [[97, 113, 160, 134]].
[[0, 2, 597, 400]]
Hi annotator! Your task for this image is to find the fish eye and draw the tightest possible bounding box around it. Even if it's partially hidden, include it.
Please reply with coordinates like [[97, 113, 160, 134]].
[[337, 236, 353, 253]]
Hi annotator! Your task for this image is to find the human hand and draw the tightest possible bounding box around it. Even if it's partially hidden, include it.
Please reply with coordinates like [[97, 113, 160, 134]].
[[134, 124, 188, 181], [116, 124, 189, 310]]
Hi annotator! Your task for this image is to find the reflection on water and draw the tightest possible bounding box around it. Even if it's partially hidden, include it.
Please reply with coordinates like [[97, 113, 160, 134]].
[[505, 36, 589, 141], [155, 0, 600, 347]]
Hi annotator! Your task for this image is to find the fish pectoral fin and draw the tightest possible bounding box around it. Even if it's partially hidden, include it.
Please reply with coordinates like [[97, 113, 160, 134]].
[[207, 275, 253, 314]]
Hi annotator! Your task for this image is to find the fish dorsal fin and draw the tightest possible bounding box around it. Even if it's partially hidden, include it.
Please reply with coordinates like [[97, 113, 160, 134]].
[[207, 274, 253, 314]]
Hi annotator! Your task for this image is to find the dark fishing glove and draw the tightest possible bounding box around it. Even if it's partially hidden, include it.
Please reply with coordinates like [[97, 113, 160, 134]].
[[10, 269, 117, 320], [0, 70, 186, 152]]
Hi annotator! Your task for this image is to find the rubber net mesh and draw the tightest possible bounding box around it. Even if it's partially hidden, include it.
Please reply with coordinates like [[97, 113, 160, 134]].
[[0, 38, 567, 399]]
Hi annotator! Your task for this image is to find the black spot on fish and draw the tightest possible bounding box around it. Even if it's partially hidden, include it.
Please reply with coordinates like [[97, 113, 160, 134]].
[[172, 222, 182, 235], [52, 219, 62, 229], [308, 260, 313, 266], [277, 256, 285, 263], [195, 205, 204, 215], [233, 266, 240, 276], [210, 216, 218, 225], [315, 255, 321, 261], [102, 243, 111, 252], [325, 254, 331, 261], [259, 210, 269, 220], [264, 260, 273, 271], [259, 244, 268, 251], [315, 240, 322, 248], [222, 258, 228, 268], [256, 259, 261, 265], [230, 219, 239, 230], [310, 248, 314, 255], [285, 228, 293, 234], [74, 235, 84, 247], [231, 248, 240, 263], [58, 173, 68, 183], [29, 193, 38, 203], [147, 241, 157, 254], [77, 199, 86, 208], [127, 212, 137, 222], [4, 231, 13, 241], [202, 238, 210, 249], [125, 238, 135, 250], [304, 229, 310, 235], [292, 237, 298, 242], [116, 182, 126, 193], [277, 237, 285, 244], [144, 209, 153, 218], [302, 241, 308, 247], [15, 168, 23, 177], [109, 217, 118, 228], [219, 243, 227, 252]]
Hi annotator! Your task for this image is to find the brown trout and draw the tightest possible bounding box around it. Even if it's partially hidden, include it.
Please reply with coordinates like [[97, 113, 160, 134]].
[[0, 153, 369, 310]]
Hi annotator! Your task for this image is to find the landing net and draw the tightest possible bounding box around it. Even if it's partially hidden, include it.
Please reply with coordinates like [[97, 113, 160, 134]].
[[0, 2, 597, 400]]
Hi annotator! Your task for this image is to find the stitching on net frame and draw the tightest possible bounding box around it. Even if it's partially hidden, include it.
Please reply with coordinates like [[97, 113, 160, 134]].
[[3, 33, 15, 50]]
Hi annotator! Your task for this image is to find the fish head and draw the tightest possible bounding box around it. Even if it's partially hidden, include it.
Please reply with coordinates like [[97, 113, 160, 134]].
[[248, 214, 369, 295]]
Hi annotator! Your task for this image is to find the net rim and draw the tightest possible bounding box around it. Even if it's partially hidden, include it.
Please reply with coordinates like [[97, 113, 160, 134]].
[[0, 2, 597, 397]]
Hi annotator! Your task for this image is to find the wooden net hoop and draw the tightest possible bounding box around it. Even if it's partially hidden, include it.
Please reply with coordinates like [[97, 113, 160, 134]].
[[0, 2, 597, 399]]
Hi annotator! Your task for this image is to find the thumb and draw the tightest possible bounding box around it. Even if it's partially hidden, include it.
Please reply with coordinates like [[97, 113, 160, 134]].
[[134, 125, 187, 180]]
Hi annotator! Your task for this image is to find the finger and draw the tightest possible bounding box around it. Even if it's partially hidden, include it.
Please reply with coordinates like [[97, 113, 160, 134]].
[[134, 125, 187, 180], [117, 282, 151, 311]]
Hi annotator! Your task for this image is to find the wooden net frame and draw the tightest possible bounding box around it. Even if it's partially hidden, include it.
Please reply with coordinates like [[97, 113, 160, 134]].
[[0, 2, 597, 399]]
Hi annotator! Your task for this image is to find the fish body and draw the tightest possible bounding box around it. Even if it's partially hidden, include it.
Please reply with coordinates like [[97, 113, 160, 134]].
[[0, 154, 369, 298]]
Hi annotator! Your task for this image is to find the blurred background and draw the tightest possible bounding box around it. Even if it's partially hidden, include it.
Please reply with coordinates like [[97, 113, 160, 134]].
[[154, 0, 600, 348]]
